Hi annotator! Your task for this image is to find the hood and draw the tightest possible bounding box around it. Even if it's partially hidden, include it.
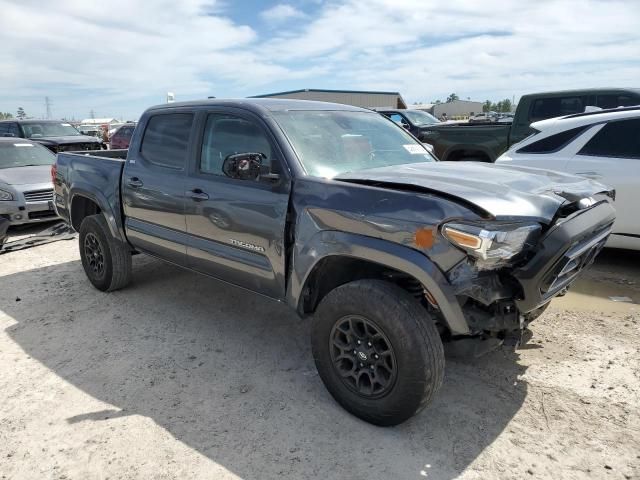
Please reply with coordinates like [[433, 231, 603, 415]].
[[0, 165, 53, 186], [335, 162, 611, 223], [33, 135, 100, 145]]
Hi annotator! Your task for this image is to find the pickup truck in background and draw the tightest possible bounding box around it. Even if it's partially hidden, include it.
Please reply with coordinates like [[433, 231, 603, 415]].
[[53, 99, 615, 426], [418, 88, 640, 162]]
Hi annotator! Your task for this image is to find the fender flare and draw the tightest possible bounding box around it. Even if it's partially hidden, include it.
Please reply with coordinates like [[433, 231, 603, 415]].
[[288, 231, 470, 335], [69, 186, 124, 242]]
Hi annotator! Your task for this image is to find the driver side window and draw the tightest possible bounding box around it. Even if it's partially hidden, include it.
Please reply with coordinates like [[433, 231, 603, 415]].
[[200, 113, 273, 176], [388, 113, 408, 127]]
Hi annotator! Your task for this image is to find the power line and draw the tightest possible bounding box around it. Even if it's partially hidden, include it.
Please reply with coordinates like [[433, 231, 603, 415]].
[[45, 96, 52, 119]]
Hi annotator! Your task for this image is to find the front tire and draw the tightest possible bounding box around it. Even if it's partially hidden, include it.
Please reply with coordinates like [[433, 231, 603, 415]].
[[311, 280, 445, 426], [79, 214, 132, 292]]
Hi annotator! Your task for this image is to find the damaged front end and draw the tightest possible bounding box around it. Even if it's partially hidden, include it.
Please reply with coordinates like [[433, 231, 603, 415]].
[[442, 198, 616, 355]]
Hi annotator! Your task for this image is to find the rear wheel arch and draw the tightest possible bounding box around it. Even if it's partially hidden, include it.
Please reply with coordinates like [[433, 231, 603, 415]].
[[69, 191, 124, 242], [70, 195, 101, 232]]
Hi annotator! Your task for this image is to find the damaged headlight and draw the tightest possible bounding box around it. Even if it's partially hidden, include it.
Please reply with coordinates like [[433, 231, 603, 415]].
[[442, 222, 541, 268]]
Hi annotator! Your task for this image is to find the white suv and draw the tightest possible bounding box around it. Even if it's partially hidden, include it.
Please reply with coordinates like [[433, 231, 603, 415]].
[[496, 107, 640, 251]]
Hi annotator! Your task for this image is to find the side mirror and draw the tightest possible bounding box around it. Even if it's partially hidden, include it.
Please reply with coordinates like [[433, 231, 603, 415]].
[[402, 122, 410, 130], [222, 152, 280, 182]]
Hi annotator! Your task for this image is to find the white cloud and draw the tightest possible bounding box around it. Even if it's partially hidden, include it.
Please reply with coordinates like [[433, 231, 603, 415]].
[[0, 0, 638, 119], [259, 0, 640, 102], [260, 4, 306, 23]]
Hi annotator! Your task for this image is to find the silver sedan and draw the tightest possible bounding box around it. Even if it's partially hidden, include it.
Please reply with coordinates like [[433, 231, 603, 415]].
[[0, 138, 59, 226]]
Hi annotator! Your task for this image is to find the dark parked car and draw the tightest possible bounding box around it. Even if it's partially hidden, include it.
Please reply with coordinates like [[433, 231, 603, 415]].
[[378, 108, 440, 139], [0, 138, 58, 225], [54, 99, 615, 426], [109, 123, 136, 150], [418, 88, 640, 162], [0, 120, 102, 153]]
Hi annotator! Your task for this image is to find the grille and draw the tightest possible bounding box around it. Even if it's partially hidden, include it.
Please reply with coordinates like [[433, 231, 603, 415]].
[[28, 210, 57, 220], [23, 189, 54, 203], [542, 224, 612, 296]]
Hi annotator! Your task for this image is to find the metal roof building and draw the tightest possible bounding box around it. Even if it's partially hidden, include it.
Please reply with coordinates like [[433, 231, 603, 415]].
[[80, 118, 120, 125], [432, 100, 483, 119], [250, 88, 407, 109]]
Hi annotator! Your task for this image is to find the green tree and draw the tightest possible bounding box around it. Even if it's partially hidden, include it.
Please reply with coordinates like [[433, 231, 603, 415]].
[[446, 93, 459, 103], [16, 107, 26, 119], [482, 100, 492, 112], [0, 112, 13, 119], [501, 99, 512, 112]]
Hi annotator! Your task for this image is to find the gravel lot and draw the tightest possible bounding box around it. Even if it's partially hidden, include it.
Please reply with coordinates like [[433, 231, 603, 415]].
[[1, 226, 639, 480]]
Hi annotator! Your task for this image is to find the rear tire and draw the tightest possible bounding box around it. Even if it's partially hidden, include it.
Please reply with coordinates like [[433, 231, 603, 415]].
[[311, 279, 445, 426], [79, 214, 132, 292]]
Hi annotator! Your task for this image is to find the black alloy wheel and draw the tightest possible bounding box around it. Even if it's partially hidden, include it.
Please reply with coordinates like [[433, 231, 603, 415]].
[[84, 232, 105, 278], [329, 315, 397, 398]]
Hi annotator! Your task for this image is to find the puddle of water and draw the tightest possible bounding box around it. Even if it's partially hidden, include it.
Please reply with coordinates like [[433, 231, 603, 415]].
[[552, 276, 638, 313]]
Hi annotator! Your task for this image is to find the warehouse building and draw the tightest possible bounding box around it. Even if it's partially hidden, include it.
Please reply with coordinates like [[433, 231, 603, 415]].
[[250, 88, 407, 109], [432, 100, 483, 119]]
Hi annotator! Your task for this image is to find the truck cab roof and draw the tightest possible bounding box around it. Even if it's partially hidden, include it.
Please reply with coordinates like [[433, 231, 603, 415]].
[[145, 98, 370, 115]]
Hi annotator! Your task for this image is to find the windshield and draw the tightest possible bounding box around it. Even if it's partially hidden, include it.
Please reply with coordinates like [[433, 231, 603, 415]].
[[22, 122, 81, 138], [0, 142, 55, 169], [273, 111, 435, 178], [403, 110, 440, 126]]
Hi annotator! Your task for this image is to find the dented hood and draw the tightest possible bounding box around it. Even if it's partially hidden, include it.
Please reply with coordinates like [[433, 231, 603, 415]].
[[336, 162, 612, 223]]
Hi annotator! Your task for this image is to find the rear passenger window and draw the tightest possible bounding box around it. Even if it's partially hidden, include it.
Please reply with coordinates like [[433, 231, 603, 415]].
[[200, 114, 273, 176], [530, 97, 584, 122], [517, 126, 589, 154], [0, 123, 20, 137], [595, 95, 639, 109], [140, 114, 193, 169], [578, 119, 640, 159]]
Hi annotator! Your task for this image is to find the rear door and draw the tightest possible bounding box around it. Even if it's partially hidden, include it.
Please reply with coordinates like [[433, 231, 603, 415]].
[[510, 125, 594, 171], [184, 108, 291, 298], [122, 111, 195, 265], [566, 118, 640, 241]]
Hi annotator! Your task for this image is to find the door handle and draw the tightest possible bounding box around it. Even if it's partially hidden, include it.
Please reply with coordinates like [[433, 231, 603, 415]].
[[188, 189, 209, 201], [127, 177, 144, 188], [576, 171, 603, 180]]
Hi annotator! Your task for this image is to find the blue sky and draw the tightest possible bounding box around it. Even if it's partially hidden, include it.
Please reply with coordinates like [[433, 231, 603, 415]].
[[1, 0, 639, 120]]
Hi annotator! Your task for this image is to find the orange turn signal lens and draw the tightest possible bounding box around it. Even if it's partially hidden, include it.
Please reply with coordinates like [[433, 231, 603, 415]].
[[443, 226, 482, 250]]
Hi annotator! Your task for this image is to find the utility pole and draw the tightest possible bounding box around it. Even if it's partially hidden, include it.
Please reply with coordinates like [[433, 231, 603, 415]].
[[45, 96, 52, 119], [90, 109, 95, 120]]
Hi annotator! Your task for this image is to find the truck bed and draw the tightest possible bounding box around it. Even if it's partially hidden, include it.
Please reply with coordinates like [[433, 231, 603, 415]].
[[53, 151, 127, 237]]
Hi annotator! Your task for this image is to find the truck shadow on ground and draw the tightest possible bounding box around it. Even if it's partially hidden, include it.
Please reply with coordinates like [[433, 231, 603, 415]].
[[2, 256, 529, 479]]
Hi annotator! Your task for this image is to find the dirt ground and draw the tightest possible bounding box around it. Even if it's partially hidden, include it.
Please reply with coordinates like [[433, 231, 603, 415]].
[[1, 225, 639, 480]]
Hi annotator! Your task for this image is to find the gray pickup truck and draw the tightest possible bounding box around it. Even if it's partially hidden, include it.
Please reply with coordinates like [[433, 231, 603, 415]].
[[53, 99, 615, 426]]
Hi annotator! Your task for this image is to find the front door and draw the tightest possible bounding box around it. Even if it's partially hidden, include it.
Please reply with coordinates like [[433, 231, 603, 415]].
[[122, 112, 195, 265], [184, 110, 291, 299]]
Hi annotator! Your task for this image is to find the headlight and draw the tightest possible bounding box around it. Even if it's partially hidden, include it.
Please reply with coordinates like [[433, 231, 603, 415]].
[[0, 189, 14, 201], [442, 222, 541, 268]]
